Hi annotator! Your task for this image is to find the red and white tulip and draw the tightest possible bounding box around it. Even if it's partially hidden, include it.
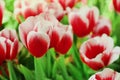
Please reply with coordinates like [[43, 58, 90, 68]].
[[14, 0, 47, 22], [80, 34, 120, 70], [19, 13, 58, 57], [0, 29, 20, 64], [45, 2, 65, 21], [58, 0, 80, 10], [50, 23, 73, 54], [69, 6, 99, 37], [89, 68, 120, 80], [92, 17, 111, 37]]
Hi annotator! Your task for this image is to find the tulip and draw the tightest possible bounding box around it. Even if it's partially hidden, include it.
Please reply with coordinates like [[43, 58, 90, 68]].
[[0, 29, 20, 64], [58, 0, 80, 10], [46, 2, 65, 21], [0, 0, 4, 26], [49, 23, 73, 54], [80, 34, 120, 70], [89, 68, 120, 80], [69, 6, 99, 37], [19, 13, 57, 57], [14, 0, 47, 22], [92, 17, 111, 37], [113, 0, 120, 13]]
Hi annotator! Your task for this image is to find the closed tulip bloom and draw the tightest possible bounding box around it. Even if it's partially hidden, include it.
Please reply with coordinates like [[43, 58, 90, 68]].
[[14, 0, 47, 22], [0, 29, 20, 61], [50, 23, 73, 54], [0, 0, 4, 26], [46, 2, 65, 21], [113, 0, 120, 13], [58, 0, 80, 10], [69, 6, 99, 37], [89, 68, 120, 80], [19, 13, 58, 57], [80, 34, 120, 70], [92, 17, 111, 37]]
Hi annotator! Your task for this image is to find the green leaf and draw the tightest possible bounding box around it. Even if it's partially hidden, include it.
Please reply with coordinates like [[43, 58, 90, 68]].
[[67, 63, 83, 80], [58, 56, 69, 80], [52, 60, 58, 79], [4, 0, 14, 12], [7, 60, 17, 80], [18, 65, 35, 80], [46, 51, 52, 78], [34, 57, 46, 80], [56, 74, 64, 80]]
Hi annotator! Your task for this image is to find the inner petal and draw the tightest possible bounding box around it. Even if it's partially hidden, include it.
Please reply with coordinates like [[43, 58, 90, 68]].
[[85, 44, 105, 59]]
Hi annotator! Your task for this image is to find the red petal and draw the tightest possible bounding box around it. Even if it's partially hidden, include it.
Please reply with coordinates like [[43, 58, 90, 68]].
[[10, 39, 19, 60], [69, 14, 89, 37], [27, 31, 50, 57], [0, 38, 6, 64], [55, 34, 72, 54]]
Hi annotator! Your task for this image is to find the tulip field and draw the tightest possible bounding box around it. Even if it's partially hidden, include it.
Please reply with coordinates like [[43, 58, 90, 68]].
[[1, 0, 120, 80]]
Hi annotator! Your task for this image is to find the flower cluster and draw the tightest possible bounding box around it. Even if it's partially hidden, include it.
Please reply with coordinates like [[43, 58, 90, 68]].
[[0, 0, 120, 80], [19, 12, 73, 57], [68, 6, 111, 38]]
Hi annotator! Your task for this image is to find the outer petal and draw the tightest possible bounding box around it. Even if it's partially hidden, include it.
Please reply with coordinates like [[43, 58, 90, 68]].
[[0, 29, 18, 42], [69, 12, 89, 37], [87, 7, 99, 32], [113, 0, 120, 13], [49, 27, 60, 48], [10, 39, 19, 60], [55, 25, 73, 54], [5, 39, 11, 59], [92, 17, 111, 37], [0, 37, 6, 64], [27, 31, 50, 57], [19, 16, 35, 47], [109, 46, 120, 64]]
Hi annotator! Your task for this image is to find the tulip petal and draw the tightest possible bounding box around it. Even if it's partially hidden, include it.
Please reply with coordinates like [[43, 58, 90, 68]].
[[10, 39, 19, 60], [69, 12, 89, 37], [27, 31, 50, 57], [109, 46, 120, 64], [0, 37, 6, 64], [0, 29, 18, 42], [19, 17, 35, 47]]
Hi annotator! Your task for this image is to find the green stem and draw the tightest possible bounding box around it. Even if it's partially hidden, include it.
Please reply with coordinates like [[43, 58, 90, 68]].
[[59, 56, 69, 80], [46, 50, 52, 78], [34, 57, 45, 80], [7, 60, 17, 80]]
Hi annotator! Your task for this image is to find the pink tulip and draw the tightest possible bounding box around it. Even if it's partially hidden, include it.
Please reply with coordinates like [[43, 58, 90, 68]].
[[49, 23, 73, 54], [113, 0, 120, 13], [0, 0, 4, 26], [69, 6, 99, 37], [89, 68, 120, 80], [19, 13, 57, 57], [92, 17, 111, 37], [80, 34, 120, 70], [14, 0, 47, 22], [0, 29, 20, 63]]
